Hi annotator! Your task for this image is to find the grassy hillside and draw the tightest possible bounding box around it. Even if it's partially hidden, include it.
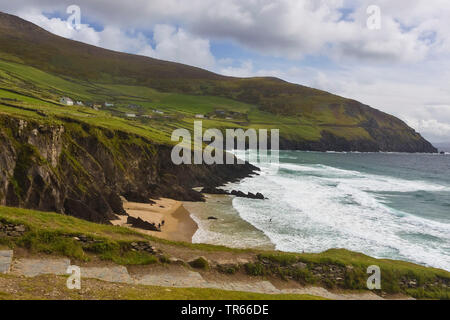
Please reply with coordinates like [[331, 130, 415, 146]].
[[0, 11, 436, 152], [0, 58, 336, 146]]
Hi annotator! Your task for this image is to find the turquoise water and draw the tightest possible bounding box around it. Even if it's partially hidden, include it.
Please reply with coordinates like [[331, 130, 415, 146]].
[[227, 151, 450, 271]]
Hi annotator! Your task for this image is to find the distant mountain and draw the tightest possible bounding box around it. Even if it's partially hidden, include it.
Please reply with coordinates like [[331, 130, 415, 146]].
[[0, 11, 437, 153]]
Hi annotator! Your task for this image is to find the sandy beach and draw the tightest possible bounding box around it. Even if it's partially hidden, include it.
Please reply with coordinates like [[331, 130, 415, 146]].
[[112, 198, 198, 243]]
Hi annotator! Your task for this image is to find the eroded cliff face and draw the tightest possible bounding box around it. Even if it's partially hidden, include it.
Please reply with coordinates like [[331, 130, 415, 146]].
[[279, 129, 437, 153], [0, 116, 256, 223]]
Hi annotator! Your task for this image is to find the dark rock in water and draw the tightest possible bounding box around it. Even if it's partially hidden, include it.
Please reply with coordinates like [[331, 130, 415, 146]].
[[201, 187, 267, 199], [255, 192, 265, 200], [246, 192, 266, 200], [201, 187, 229, 195], [231, 190, 267, 200], [231, 190, 246, 197], [127, 216, 160, 232], [208, 216, 218, 220]]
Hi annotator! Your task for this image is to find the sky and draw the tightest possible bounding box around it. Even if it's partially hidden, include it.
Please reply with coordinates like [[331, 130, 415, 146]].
[[1, 0, 449, 143]]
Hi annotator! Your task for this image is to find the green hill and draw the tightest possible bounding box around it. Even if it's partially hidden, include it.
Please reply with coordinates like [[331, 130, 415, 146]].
[[0, 11, 436, 153]]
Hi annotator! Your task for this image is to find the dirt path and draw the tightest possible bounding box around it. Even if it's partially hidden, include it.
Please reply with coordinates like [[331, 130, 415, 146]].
[[2, 251, 412, 300]]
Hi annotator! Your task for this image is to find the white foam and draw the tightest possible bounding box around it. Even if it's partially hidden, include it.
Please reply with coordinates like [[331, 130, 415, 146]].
[[279, 162, 450, 192], [227, 158, 450, 271]]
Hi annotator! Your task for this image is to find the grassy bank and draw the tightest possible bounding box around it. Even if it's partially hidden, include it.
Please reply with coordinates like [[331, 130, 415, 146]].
[[0, 206, 449, 299]]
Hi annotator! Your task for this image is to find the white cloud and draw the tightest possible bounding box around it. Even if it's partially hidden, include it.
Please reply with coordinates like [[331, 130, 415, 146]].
[[219, 57, 450, 142], [15, 10, 216, 70], [5, 0, 450, 63], [406, 119, 450, 141], [139, 25, 216, 69]]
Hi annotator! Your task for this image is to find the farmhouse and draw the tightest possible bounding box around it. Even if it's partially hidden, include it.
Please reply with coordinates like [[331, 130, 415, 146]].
[[60, 97, 74, 106], [195, 114, 205, 119]]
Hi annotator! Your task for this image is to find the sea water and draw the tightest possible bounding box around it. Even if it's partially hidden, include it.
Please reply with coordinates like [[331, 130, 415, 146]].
[[223, 151, 450, 271]]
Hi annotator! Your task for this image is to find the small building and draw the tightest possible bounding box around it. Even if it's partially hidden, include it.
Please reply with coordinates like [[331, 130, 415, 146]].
[[104, 102, 114, 107], [125, 113, 137, 118], [76, 101, 84, 106], [60, 97, 74, 106], [153, 109, 164, 115], [195, 114, 205, 119]]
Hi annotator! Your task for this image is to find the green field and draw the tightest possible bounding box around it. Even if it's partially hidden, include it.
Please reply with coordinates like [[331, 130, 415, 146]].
[[0, 59, 326, 145], [0, 58, 378, 148]]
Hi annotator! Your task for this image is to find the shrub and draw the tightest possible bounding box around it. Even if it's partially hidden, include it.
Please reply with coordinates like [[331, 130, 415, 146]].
[[258, 253, 298, 266], [189, 257, 210, 270], [159, 255, 171, 264], [218, 264, 239, 275], [245, 262, 267, 276]]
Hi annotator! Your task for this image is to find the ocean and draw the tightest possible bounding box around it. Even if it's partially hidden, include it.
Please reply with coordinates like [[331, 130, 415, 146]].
[[189, 151, 450, 271]]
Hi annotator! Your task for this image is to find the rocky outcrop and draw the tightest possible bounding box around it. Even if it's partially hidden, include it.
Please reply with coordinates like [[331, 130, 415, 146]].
[[0, 221, 27, 237], [201, 187, 267, 200], [0, 115, 257, 224], [127, 216, 160, 232]]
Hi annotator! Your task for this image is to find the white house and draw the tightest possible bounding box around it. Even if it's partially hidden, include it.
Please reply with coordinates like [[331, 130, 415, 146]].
[[60, 97, 74, 106], [125, 113, 137, 118], [104, 102, 114, 107], [76, 101, 84, 106], [195, 114, 205, 119]]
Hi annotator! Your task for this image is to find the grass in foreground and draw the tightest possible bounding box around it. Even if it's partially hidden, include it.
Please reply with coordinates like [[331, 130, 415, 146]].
[[0, 274, 323, 300], [0, 206, 449, 300]]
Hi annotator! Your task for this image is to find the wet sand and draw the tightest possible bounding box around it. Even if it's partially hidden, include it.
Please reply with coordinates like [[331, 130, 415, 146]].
[[184, 194, 275, 250]]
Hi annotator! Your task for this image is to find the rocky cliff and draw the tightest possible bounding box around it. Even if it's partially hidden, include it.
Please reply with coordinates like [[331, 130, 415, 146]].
[[0, 115, 256, 223]]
